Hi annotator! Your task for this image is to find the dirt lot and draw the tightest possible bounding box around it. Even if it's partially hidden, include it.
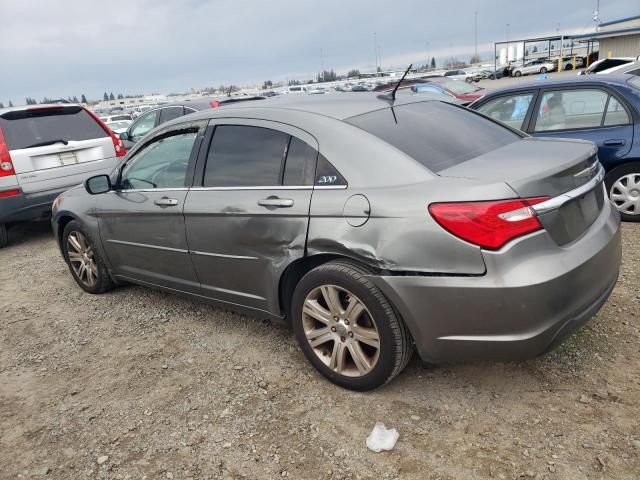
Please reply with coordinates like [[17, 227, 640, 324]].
[[1, 221, 639, 480]]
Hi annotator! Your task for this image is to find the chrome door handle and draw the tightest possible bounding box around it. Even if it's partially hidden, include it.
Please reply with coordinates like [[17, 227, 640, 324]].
[[258, 197, 294, 208], [154, 197, 179, 207], [603, 139, 625, 147]]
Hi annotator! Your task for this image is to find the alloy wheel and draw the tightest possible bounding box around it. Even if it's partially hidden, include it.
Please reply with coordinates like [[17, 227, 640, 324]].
[[610, 173, 640, 216], [301, 285, 380, 377], [66, 231, 98, 287]]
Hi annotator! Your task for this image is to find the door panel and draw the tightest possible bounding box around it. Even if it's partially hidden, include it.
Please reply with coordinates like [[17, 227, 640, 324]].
[[184, 188, 312, 311], [530, 88, 633, 163], [99, 189, 199, 291], [184, 120, 318, 314]]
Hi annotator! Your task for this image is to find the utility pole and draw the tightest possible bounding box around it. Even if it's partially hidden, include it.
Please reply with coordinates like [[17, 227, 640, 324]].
[[320, 48, 325, 76], [373, 32, 379, 73], [474, 11, 478, 63], [378, 45, 382, 71], [426, 41, 430, 70]]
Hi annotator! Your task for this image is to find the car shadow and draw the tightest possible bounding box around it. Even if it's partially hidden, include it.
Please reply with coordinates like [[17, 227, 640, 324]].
[[5, 220, 55, 247]]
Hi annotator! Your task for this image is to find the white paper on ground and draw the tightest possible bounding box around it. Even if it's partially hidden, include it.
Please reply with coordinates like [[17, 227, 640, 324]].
[[366, 422, 399, 452]]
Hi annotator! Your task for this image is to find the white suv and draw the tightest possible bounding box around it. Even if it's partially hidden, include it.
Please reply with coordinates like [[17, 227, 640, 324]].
[[0, 104, 125, 247]]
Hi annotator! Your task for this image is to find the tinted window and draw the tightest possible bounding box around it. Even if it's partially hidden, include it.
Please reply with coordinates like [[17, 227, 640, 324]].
[[535, 89, 607, 131], [130, 110, 159, 139], [477, 93, 534, 130], [604, 96, 631, 126], [315, 155, 347, 186], [121, 131, 197, 189], [204, 125, 289, 187], [0, 106, 108, 150], [159, 107, 184, 125], [283, 137, 317, 186], [346, 102, 520, 173]]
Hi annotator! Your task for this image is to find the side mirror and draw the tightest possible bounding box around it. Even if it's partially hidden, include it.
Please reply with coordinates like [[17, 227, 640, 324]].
[[119, 130, 129, 141], [85, 174, 112, 195]]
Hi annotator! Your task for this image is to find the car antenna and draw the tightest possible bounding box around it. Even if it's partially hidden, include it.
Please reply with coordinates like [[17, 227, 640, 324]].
[[378, 63, 413, 104]]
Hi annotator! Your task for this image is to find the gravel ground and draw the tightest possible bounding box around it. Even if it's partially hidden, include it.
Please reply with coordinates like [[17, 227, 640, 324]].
[[1, 220, 639, 480]]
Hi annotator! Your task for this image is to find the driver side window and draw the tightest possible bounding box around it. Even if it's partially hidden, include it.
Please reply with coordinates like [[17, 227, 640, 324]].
[[130, 110, 159, 140], [120, 131, 197, 190]]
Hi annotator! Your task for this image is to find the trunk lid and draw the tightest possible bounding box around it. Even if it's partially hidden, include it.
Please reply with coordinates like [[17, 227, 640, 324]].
[[438, 137, 604, 245]]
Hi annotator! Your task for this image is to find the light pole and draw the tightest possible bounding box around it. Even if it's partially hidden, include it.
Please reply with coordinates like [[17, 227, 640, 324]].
[[426, 41, 430, 70], [373, 32, 378, 73], [474, 11, 478, 63], [506, 23, 510, 62]]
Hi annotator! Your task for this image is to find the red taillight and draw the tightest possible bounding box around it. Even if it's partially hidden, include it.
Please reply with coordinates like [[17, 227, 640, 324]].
[[84, 108, 126, 158], [428, 197, 549, 250], [0, 127, 16, 178], [0, 188, 21, 198], [210, 101, 220, 108]]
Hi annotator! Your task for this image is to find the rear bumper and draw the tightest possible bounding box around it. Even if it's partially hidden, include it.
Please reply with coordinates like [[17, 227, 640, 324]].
[[369, 200, 621, 363], [0, 187, 70, 224]]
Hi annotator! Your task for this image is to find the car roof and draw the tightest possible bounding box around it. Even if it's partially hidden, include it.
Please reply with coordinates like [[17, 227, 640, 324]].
[[0, 103, 83, 116], [480, 73, 636, 97], [193, 92, 445, 121]]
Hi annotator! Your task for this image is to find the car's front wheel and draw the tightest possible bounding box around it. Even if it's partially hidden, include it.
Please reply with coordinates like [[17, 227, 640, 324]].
[[540, 67, 548, 74], [291, 260, 413, 391], [62, 220, 114, 293], [514, 71, 522, 77], [606, 163, 640, 222]]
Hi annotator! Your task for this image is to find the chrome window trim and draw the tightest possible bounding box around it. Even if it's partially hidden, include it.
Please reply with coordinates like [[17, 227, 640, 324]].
[[110, 188, 189, 193], [532, 163, 606, 215], [314, 185, 348, 190], [190, 186, 313, 191]]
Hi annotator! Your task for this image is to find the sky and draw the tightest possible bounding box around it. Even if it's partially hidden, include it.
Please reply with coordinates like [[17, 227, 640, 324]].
[[0, 0, 635, 103]]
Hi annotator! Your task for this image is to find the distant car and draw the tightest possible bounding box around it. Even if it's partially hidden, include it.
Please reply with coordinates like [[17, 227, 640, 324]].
[[560, 56, 585, 70], [512, 59, 556, 77], [105, 120, 132, 135], [100, 114, 133, 123], [119, 96, 265, 148], [443, 69, 476, 82], [470, 74, 640, 221], [375, 78, 485, 105], [578, 57, 638, 75], [286, 85, 310, 94], [0, 103, 125, 247], [351, 85, 370, 92], [474, 69, 504, 81]]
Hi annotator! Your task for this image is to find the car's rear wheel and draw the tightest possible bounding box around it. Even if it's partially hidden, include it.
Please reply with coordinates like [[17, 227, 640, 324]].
[[465, 77, 473, 83], [514, 71, 522, 77], [540, 67, 548, 74], [564, 64, 574, 70], [291, 260, 413, 391], [62, 220, 114, 293], [606, 163, 640, 222], [0, 223, 7, 249]]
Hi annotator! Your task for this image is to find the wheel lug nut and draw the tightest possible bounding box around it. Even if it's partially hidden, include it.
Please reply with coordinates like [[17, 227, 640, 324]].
[[344, 320, 349, 325], [348, 332, 353, 337], [333, 317, 338, 321], [340, 336, 346, 342], [331, 327, 336, 332]]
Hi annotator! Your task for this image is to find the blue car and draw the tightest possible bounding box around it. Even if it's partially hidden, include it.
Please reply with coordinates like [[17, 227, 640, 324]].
[[470, 74, 640, 221]]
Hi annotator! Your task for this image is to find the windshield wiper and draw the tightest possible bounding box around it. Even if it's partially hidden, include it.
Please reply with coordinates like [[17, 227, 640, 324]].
[[24, 139, 69, 149]]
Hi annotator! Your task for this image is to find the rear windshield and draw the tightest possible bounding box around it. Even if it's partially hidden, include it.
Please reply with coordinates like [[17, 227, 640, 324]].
[[0, 106, 108, 150], [345, 101, 520, 172]]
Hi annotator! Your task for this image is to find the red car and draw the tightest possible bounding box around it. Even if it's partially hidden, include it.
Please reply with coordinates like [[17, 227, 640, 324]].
[[373, 77, 485, 105]]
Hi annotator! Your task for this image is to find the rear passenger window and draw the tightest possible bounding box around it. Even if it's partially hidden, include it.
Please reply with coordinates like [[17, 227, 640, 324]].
[[604, 97, 630, 126], [204, 125, 289, 187], [535, 89, 608, 132], [158, 107, 184, 125], [315, 155, 347, 186], [283, 137, 317, 185]]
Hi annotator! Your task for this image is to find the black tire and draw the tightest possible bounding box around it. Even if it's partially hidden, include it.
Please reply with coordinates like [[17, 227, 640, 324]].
[[489, 74, 496, 80], [564, 64, 573, 71], [291, 260, 413, 391], [465, 77, 473, 83], [605, 162, 640, 222], [514, 71, 522, 77], [540, 67, 548, 74], [0, 223, 7, 249], [62, 220, 114, 293]]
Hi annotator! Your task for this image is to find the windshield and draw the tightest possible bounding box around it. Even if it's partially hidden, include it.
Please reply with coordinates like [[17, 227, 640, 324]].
[[346, 101, 520, 173], [439, 79, 481, 94]]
